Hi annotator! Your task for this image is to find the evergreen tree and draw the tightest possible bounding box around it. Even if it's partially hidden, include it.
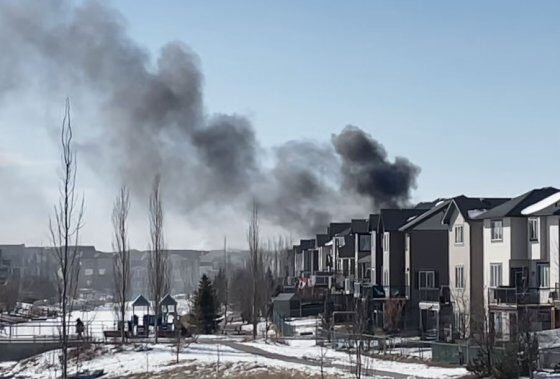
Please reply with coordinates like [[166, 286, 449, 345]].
[[189, 274, 219, 334]]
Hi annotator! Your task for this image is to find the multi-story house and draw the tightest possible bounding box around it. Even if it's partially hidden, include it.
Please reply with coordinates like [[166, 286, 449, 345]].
[[368, 214, 382, 286], [378, 209, 426, 298], [293, 239, 316, 277], [478, 187, 560, 340], [399, 200, 451, 339], [440, 195, 509, 339]]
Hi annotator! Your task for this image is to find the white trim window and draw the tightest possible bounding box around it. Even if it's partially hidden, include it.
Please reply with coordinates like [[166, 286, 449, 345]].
[[383, 232, 390, 253], [491, 220, 503, 242], [490, 263, 502, 287], [455, 265, 464, 289], [538, 263, 550, 288], [419, 271, 435, 289], [84, 268, 93, 276], [529, 218, 539, 242], [454, 225, 464, 245]]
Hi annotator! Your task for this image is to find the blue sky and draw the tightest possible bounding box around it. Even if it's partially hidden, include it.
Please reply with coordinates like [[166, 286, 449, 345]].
[[112, 0, 560, 200], [1, 1, 559, 249]]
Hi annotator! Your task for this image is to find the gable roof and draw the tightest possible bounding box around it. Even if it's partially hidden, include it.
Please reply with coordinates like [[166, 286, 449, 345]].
[[399, 200, 451, 231], [476, 187, 560, 219], [160, 294, 177, 307], [316, 234, 330, 247], [327, 222, 351, 238], [368, 214, 380, 231], [442, 195, 511, 223], [351, 219, 369, 234], [379, 209, 426, 231], [132, 294, 150, 307]]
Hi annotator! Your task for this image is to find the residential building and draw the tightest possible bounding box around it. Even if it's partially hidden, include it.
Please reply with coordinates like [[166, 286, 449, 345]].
[[378, 209, 425, 297], [399, 200, 451, 339], [441, 195, 510, 338], [478, 187, 560, 340]]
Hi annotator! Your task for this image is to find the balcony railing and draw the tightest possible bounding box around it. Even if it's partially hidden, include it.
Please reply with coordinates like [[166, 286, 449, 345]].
[[419, 288, 440, 302], [383, 285, 408, 298], [488, 287, 552, 305]]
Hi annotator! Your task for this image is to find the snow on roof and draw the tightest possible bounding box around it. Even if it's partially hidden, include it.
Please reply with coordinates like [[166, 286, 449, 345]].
[[467, 209, 487, 219], [406, 215, 417, 222], [521, 191, 560, 215]]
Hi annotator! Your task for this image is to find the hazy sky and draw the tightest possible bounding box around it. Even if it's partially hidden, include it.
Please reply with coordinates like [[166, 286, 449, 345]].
[[1, 1, 559, 250]]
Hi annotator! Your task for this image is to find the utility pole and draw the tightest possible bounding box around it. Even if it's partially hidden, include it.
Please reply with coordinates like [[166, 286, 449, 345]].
[[224, 235, 228, 328]]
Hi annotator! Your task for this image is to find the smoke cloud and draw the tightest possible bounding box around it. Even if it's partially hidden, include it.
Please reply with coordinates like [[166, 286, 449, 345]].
[[0, 0, 420, 244]]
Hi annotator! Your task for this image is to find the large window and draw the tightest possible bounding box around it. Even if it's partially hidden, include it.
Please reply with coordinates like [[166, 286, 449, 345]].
[[455, 266, 464, 289], [491, 220, 503, 241], [490, 263, 502, 287], [538, 263, 550, 288], [359, 234, 371, 252], [383, 232, 390, 252], [454, 225, 464, 245], [529, 218, 539, 242], [419, 271, 435, 289]]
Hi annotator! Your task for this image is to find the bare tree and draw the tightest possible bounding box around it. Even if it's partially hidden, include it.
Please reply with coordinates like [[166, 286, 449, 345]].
[[247, 200, 260, 340], [49, 99, 85, 379], [148, 174, 168, 343], [112, 185, 131, 344]]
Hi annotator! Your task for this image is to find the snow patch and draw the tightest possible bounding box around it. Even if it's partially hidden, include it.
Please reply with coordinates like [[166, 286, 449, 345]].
[[522, 192, 560, 215]]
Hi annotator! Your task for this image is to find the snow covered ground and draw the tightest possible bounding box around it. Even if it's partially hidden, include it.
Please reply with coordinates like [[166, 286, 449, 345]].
[[0, 341, 352, 378], [0, 336, 472, 379], [241, 339, 466, 379]]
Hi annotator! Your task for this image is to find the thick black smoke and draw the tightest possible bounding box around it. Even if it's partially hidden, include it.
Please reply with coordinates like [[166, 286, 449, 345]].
[[333, 126, 420, 208], [0, 0, 420, 240]]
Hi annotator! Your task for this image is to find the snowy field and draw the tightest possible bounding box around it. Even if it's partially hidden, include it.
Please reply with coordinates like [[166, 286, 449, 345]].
[[1, 341, 353, 378], [0, 337, 470, 379], [242, 339, 466, 379]]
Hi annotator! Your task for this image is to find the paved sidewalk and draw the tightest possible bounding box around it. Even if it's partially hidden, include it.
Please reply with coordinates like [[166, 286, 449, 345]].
[[200, 338, 425, 379]]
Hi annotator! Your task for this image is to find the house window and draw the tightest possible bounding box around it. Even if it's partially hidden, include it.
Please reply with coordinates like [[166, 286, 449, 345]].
[[529, 218, 539, 242], [359, 234, 371, 252], [491, 220, 503, 242], [419, 271, 435, 289], [84, 268, 93, 276], [383, 232, 390, 252], [490, 263, 502, 287], [98, 268, 106, 276], [455, 266, 464, 289], [454, 225, 464, 245], [538, 263, 550, 288]]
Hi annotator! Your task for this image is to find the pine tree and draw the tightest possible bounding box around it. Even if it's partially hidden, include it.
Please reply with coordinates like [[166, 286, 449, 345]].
[[189, 274, 219, 334]]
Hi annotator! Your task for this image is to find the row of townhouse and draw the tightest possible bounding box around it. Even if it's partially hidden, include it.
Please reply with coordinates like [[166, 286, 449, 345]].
[[287, 186, 560, 341]]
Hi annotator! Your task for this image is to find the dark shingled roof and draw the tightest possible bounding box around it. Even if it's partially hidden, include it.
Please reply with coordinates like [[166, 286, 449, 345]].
[[453, 196, 510, 220], [327, 223, 351, 238], [132, 294, 150, 307], [316, 234, 330, 247], [351, 219, 369, 234], [368, 214, 380, 231], [476, 187, 559, 219], [379, 209, 426, 231], [300, 239, 316, 250], [160, 294, 178, 307]]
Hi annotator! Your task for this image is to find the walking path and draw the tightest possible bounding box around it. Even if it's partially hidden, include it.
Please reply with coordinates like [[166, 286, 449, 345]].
[[200, 338, 426, 379]]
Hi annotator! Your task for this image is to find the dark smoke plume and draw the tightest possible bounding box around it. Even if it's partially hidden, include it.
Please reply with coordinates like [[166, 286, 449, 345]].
[[0, 0, 420, 242]]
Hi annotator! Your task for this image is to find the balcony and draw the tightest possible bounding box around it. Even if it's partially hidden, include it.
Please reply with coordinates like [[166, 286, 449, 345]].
[[383, 285, 408, 298], [418, 286, 451, 303], [488, 287, 552, 306]]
